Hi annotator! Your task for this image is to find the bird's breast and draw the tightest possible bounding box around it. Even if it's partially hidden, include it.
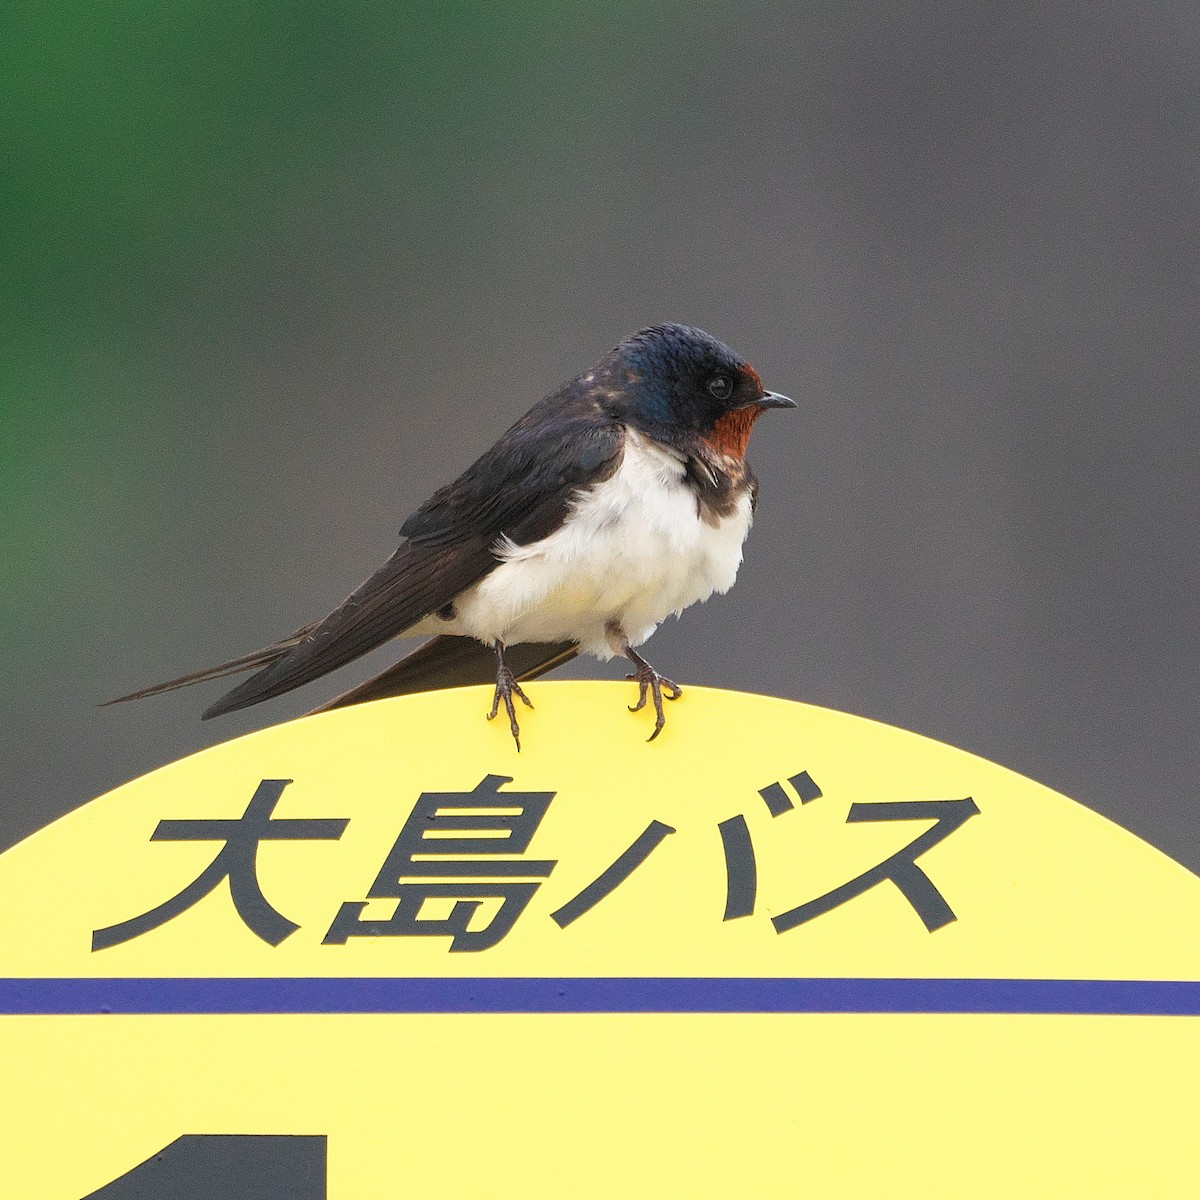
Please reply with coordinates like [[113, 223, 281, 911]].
[[441, 430, 754, 654]]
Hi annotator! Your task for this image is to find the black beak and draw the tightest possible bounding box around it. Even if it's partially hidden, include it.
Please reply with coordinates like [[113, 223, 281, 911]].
[[756, 391, 796, 409]]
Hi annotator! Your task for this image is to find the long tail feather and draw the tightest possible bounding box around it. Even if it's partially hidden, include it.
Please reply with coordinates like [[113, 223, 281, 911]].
[[308, 636, 580, 714], [199, 540, 493, 720], [101, 622, 319, 706]]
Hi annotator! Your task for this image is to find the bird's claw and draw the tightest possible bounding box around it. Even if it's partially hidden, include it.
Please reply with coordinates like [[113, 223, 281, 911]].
[[625, 662, 682, 741], [488, 664, 532, 749]]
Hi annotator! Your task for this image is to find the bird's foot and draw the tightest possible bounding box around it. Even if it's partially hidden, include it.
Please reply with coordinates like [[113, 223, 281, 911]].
[[487, 643, 532, 750], [625, 649, 682, 741]]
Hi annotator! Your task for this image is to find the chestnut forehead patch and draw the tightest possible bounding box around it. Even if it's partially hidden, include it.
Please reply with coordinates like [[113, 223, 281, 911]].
[[740, 363, 763, 391]]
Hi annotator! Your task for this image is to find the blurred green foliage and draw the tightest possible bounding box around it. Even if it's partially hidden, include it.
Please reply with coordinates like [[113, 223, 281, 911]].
[[1, 0, 701, 624]]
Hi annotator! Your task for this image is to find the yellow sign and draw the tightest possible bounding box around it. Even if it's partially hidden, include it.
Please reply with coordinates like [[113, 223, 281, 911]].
[[1, 683, 1198, 1197]]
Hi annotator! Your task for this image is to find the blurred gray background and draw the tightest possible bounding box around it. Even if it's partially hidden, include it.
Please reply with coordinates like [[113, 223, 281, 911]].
[[4, 2, 1197, 866]]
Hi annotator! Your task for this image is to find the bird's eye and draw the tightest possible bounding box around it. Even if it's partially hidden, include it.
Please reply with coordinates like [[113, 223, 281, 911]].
[[708, 375, 733, 400]]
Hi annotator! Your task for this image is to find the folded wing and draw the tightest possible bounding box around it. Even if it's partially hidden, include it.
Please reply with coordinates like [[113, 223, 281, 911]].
[[108, 397, 622, 718]]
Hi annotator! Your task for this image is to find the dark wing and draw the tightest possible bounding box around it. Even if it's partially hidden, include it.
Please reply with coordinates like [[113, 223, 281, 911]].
[[307, 635, 580, 713], [200, 538, 497, 718], [400, 395, 622, 548], [184, 399, 622, 719]]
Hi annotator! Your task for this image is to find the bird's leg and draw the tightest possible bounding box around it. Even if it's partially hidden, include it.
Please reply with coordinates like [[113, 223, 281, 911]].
[[626, 646, 683, 740], [487, 639, 533, 749], [606, 623, 681, 741]]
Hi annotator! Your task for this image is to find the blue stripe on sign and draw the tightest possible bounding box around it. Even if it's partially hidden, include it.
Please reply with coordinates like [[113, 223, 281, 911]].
[[0, 978, 1198, 1016]]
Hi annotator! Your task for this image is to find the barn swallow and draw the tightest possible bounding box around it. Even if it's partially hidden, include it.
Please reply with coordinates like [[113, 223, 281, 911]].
[[107, 323, 794, 747]]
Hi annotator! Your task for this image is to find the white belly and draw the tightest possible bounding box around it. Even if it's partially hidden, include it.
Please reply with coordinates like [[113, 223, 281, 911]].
[[428, 431, 753, 657]]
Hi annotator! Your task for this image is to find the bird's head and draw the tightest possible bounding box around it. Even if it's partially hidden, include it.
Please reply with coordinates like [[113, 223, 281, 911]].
[[594, 323, 795, 458]]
